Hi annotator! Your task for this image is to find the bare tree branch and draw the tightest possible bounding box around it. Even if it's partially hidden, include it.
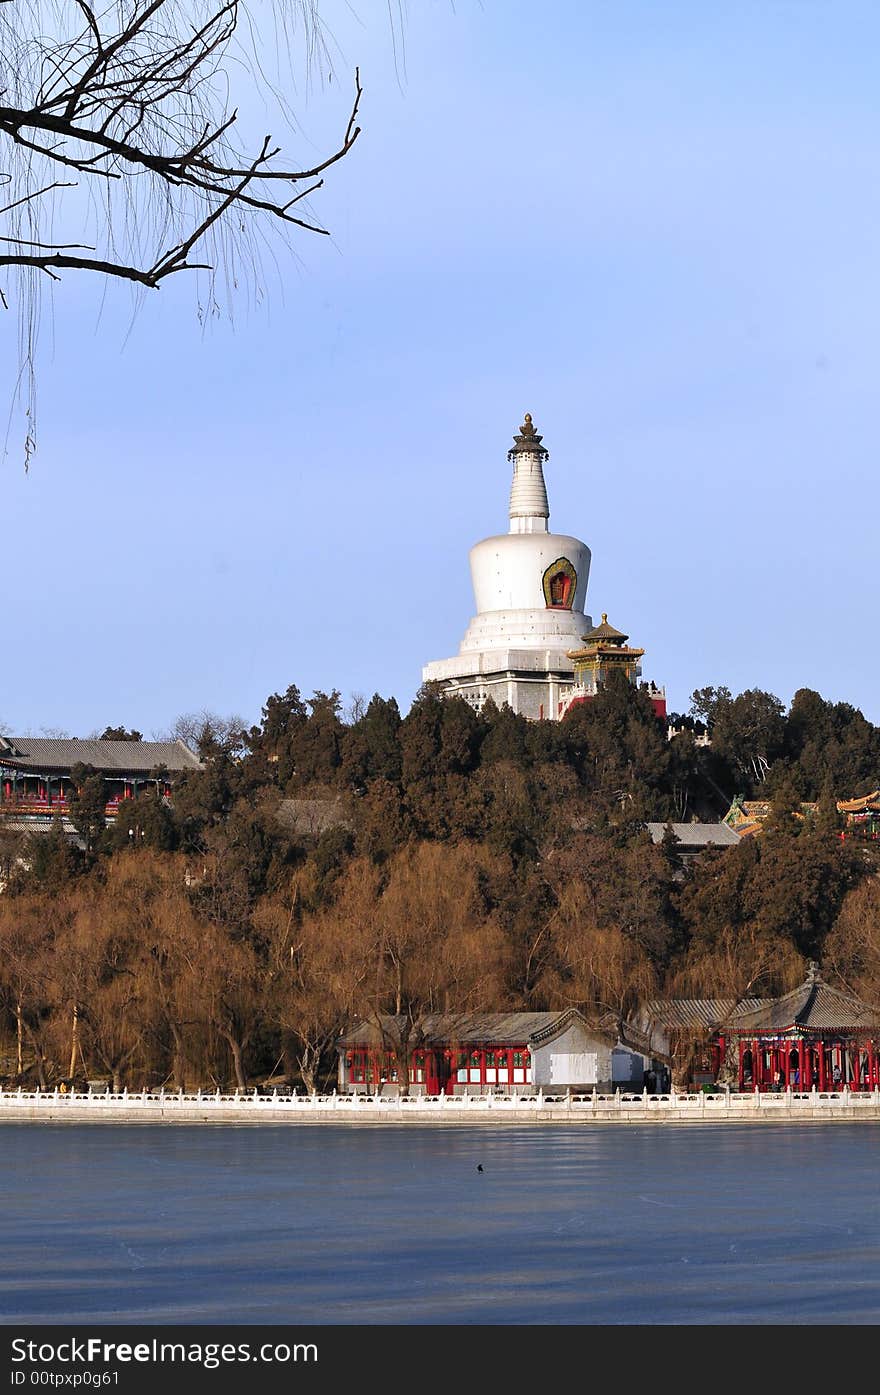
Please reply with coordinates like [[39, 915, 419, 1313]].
[[0, 1, 363, 467]]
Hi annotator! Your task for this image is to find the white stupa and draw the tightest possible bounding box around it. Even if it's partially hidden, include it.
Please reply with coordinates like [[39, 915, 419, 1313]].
[[422, 414, 593, 719]]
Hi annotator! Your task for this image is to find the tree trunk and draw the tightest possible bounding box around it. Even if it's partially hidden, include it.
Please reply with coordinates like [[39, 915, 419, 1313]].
[[170, 1022, 186, 1089], [222, 1032, 248, 1089], [68, 1002, 79, 1079], [22, 1022, 48, 1090], [298, 1051, 316, 1095]]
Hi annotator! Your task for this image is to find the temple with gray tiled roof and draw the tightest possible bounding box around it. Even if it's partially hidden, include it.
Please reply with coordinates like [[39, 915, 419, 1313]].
[[338, 1008, 665, 1095], [0, 734, 201, 827], [642, 964, 880, 1092], [645, 822, 740, 864]]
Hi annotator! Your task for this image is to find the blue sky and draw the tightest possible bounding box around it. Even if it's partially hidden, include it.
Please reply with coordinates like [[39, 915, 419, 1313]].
[[3, 1, 879, 737]]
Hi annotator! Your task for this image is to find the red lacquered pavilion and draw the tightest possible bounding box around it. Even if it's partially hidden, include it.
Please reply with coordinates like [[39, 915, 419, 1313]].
[[724, 962, 880, 1092]]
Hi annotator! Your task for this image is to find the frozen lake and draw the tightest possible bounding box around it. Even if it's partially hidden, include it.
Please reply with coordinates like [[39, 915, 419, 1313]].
[[3, 1122, 879, 1325]]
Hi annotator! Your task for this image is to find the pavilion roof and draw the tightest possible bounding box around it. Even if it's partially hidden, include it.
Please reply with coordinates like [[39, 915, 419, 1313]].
[[581, 613, 628, 642], [0, 736, 201, 775], [641, 998, 769, 1032], [837, 790, 880, 814], [338, 1008, 651, 1052], [646, 822, 740, 849], [724, 965, 880, 1032]]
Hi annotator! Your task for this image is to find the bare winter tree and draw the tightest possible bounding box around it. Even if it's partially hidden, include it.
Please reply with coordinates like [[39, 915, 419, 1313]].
[[0, 1, 362, 464]]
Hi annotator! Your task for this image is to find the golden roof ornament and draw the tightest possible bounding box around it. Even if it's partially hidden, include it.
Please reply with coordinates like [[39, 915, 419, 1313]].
[[508, 411, 549, 462]]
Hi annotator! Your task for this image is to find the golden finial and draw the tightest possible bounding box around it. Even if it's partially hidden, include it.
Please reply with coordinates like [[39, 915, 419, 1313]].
[[509, 412, 548, 460], [601, 613, 608, 624]]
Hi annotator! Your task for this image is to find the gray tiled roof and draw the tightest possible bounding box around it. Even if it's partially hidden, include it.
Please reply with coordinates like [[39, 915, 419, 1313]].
[[726, 970, 880, 1032], [646, 822, 740, 847], [0, 736, 201, 774], [338, 1009, 652, 1053], [641, 998, 769, 1031], [338, 1013, 564, 1047]]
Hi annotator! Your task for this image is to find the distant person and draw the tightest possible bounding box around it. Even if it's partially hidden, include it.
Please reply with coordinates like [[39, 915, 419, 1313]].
[[771, 1071, 782, 1093], [832, 1064, 842, 1087]]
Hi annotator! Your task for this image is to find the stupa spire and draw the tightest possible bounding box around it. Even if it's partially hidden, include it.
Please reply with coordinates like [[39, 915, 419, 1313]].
[[507, 412, 549, 534]]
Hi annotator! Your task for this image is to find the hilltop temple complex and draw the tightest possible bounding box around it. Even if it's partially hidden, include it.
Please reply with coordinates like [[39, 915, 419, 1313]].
[[724, 789, 880, 841], [0, 735, 201, 833], [423, 414, 665, 720]]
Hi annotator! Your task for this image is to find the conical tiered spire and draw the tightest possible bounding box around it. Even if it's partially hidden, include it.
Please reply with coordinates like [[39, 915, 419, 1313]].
[[507, 413, 549, 533]]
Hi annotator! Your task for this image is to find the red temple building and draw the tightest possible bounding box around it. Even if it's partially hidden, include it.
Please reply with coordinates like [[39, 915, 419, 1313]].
[[337, 1010, 663, 1096], [0, 735, 201, 827], [643, 964, 880, 1092], [722, 963, 880, 1092]]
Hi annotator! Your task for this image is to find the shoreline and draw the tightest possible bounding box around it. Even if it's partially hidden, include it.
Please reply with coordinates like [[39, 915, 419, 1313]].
[[3, 1087, 880, 1126]]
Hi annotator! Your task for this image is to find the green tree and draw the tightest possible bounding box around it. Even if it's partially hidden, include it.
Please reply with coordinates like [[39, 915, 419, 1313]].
[[67, 764, 107, 858], [708, 689, 786, 793], [287, 691, 346, 789], [562, 669, 673, 822], [108, 788, 178, 853], [339, 695, 403, 790], [249, 684, 308, 787]]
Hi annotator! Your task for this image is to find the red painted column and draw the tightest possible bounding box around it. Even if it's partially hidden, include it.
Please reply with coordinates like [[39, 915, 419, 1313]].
[[754, 1039, 762, 1091], [869, 1041, 876, 1089], [798, 1040, 806, 1090], [738, 1040, 744, 1090], [853, 1043, 861, 1090], [818, 1040, 827, 1092]]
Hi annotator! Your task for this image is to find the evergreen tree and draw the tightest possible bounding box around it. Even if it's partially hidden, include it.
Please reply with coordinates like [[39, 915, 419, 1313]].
[[67, 764, 107, 858]]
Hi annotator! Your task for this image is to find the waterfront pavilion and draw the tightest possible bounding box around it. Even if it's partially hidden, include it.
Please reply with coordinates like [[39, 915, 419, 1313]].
[[722, 963, 880, 1092], [337, 1009, 660, 1096]]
